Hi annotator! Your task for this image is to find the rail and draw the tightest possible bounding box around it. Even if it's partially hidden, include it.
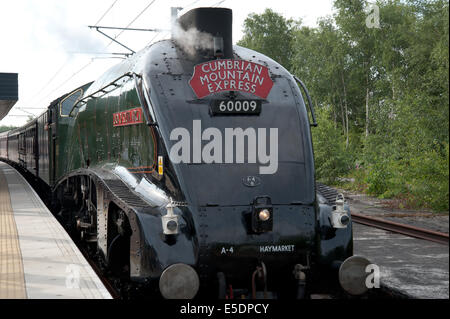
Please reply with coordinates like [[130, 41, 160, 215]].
[[351, 212, 449, 245]]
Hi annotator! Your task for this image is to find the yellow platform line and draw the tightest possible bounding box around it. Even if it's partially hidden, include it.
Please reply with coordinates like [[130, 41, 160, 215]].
[[0, 170, 27, 299]]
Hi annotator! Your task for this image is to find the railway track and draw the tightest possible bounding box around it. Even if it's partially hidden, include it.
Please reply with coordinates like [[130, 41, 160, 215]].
[[351, 212, 449, 245], [317, 183, 449, 245]]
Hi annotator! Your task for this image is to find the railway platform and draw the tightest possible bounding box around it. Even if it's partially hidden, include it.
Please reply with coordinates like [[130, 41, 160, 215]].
[[351, 205, 449, 299], [0, 161, 111, 299]]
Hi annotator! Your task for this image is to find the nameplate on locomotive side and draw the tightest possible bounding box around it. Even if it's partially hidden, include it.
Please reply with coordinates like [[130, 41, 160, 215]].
[[113, 107, 143, 127], [189, 59, 274, 99]]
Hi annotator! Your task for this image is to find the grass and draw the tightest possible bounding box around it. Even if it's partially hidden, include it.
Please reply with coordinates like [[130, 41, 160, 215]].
[[329, 169, 449, 214]]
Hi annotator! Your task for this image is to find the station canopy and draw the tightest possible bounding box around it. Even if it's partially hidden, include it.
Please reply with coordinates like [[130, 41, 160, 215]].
[[0, 73, 18, 121]]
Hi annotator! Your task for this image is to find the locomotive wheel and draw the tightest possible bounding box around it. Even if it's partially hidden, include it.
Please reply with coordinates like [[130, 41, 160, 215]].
[[107, 205, 131, 278], [107, 234, 129, 276]]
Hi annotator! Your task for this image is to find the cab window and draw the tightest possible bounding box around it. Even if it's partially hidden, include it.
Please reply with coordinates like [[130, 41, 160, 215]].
[[60, 89, 82, 117]]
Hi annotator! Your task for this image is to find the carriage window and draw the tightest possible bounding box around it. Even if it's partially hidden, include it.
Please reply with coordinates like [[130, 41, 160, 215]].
[[60, 89, 83, 117]]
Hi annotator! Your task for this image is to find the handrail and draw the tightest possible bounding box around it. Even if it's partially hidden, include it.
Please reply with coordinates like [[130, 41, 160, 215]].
[[293, 75, 318, 127], [133, 73, 158, 126], [69, 72, 135, 116]]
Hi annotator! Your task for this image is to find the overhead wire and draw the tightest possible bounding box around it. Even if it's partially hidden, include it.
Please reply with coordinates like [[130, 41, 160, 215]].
[[212, 0, 227, 7], [105, 0, 158, 49], [15, 0, 159, 120], [15, 0, 121, 112], [184, 0, 201, 10], [33, 59, 94, 108], [94, 0, 120, 26], [21, 57, 72, 108], [4, 58, 94, 120]]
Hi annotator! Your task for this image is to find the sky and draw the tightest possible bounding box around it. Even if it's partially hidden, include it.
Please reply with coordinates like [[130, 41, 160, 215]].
[[0, 0, 335, 126]]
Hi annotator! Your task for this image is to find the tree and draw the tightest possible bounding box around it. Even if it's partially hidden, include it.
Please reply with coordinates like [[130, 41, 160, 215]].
[[0, 125, 18, 133], [292, 19, 353, 147], [333, 0, 379, 138], [237, 0, 449, 211], [312, 106, 352, 183], [237, 9, 299, 71]]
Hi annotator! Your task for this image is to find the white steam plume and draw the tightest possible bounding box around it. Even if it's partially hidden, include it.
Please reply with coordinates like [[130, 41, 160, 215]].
[[172, 22, 214, 56]]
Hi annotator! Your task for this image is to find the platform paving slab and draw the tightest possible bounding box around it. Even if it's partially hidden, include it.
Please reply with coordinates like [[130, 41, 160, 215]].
[[353, 223, 449, 299], [0, 161, 111, 299]]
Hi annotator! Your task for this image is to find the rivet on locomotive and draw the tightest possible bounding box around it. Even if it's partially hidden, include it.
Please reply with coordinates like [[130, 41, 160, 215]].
[[0, 7, 371, 299]]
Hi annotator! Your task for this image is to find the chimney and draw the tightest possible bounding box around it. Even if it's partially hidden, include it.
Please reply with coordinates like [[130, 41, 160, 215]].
[[175, 7, 233, 59]]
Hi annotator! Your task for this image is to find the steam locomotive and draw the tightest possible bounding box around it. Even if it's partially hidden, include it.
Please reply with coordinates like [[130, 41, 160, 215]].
[[0, 8, 362, 298]]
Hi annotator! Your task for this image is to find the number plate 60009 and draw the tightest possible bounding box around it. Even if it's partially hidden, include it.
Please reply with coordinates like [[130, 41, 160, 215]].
[[210, 100, 262, 115]]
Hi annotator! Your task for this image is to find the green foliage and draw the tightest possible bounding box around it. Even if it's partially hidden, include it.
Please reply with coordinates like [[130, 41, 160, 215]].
[[312, 107, 353, 184], [238, 0, 449, 212], [237, 9, 299, 70], [0, 125, 17, 133], [407, 143, 449, 211]]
